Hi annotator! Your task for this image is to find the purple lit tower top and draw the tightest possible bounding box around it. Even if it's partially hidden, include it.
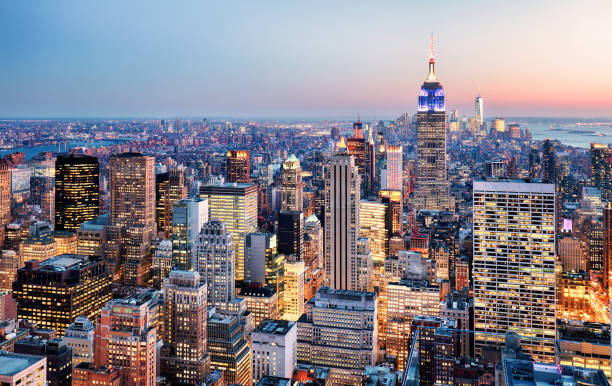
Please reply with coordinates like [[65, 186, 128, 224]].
[[418, 36, 445, 112]]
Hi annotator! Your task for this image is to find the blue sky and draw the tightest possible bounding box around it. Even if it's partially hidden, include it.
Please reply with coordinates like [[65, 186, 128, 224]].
[[1, 1, 610, 118]]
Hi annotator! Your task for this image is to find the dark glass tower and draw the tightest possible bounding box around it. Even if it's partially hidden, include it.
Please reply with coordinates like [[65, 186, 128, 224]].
[[542, 139, 555, 182], [414, 37, 450, 211], [55, 155, 99, 232]]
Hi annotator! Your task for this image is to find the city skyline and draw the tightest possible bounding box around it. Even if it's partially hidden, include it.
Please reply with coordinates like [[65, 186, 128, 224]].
[[1, 1, 611, 118]]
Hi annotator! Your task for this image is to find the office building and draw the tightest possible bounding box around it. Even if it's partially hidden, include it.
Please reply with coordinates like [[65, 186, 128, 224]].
[[360, 200, 388, 265], [0, 351, 46, 386], [245, 233, 277, 285], [604, 202, 612, 294], [590, 143, 611, 201], [473, 179, 556, 362], [238, 286, 280, 327], [151, 239, 172, 289], [29, 175, 54, 208], [76, 215, 107, 258], [411, 316, 457, 386], [194, 220, 235, 307], [297, 287, 377, 371], [51, 231, 77, 255], [155, 167, 188, 238], [0, 251, 20, 291], [542, 139, 555, 182], [226, 150, 250, 183], [14, 337, 72, 386], [55, 155, 99, 232], [251, 319, 297, 383], [413, 39, 451, 211], [207, 311, 251, 386], [485, 159, 506, 178], [324, 138, 361, 290], [0, 160, 11, 245], [277, 211, 304, 259], [171, 197, 208, 270], [346, 119, 369, 194], [72, 363, 120, 386], [64, 316, 95, 366], [94, 291, 160, 386], [379, 190, 402, 236], [386, 279, 440, 370], [160, 270, 209, 385], [304, 214, 323, 266], [383, 145, 402, 191], [558, 236, 585, 272], [283, 259, 305, 321], [354, 237, 372, 292], [13, 255, 111, 336], [281, 155, 304, 212], [200, 182, 258, 281], [19, 236, 57, 262], [475, 94, 484, 126]]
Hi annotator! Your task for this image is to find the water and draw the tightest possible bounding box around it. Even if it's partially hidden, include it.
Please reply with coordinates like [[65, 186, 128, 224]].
[[0, 140, 123, 160], [508, 117, 612, 148]]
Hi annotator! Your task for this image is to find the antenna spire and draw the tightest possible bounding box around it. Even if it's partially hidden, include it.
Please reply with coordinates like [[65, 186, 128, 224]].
[[426, 34, 437, 82], [429, 33, 435, 62]]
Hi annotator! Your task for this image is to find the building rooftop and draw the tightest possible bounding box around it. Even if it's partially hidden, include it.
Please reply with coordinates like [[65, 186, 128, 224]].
[[0, 351, 45, 376], [257, 376, 291, 386], [239, 286, 276, 298], [39, 254, 91, 271], [256, 319, 295, 335], [503, 359, 609, 386]]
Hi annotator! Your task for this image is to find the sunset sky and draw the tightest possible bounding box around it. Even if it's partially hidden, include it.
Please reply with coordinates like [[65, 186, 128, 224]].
[[1, 0, 610, 118]]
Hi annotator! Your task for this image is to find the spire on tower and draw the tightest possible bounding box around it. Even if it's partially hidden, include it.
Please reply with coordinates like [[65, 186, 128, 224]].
[[427, 34, 437, 82]]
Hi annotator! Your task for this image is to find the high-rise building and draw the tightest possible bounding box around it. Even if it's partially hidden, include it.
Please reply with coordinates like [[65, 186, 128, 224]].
[[411, 316, 458, 386], [379, 190, 402, 236], [245, 233, 277, 285], [94, 291, 160, 386], [19, 236, 57, 262], [324, 138, 361, 290], [296, 287, 377, 371], [64, 316, 95, 366], [359, 200, 388, 264], [346, 119, 369, 194], [29, 175, 54, 208], [155, 168, 188, 238], [282, 258, 305, 321], [0, 160, 10, 245], [590, 143, 611, 201], [413, 38, 451, 211], [558, 236, 585, 272], [604, 202, 612, 295], [473, 179, 556, 362], [0, 250, 20, 291], [109, 153, 156, 240], [55, 155, 99, 232], [13, 255, 111, 336], [200, 182, 258, 281], [238, 287, 279, 327], [354, 237, 372, 292], [207, 311, 251, 386], [151, 239, 173, 289], [277, 211, 304, 259], [109, 153, 156, 285], [160, 270, 209, 385], [251, 319, 297, 383], [542, 139, 555, 182], [51, 231, 77, 255], [171, 197, 208, 270], [76, 215, 107, 259], [194, 220, 235, 307], [226, 150, 250, 183], [475, 94, 484, 126], [304, 214, 323, 266], [383, 145, 402, 192], [72, 363, 120, 386], [281, 155, 304, 212]]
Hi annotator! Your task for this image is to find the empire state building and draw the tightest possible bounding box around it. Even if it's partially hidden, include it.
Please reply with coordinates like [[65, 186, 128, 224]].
[[413, 38, 452, 211]]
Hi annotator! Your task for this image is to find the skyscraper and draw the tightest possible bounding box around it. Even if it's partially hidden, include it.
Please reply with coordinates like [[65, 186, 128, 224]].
[[359, 200, 388, 264], [245, 233, 277, 285], [160, 270, 209, 385], [413, 38, 451, 211], [109, 153, 156, 240], [251, 320, 297, 383], [0, 161, 12, 245], [194, 220, 235, 308], [383, 145, 402, 192], [13, 255, 111, 336], [277, 210, 304, 259], [156, 167, 188, 238], [55, 155, 99, 232], [226, 150, 250, 183], [281, 154, 304, 212], [207, 311, 251, 385], [603, 202, 612, 295], [324, 138, 361, 290], [346, 118, 369, 194], [542, 139, 555, 182], [475, 94, 484, 127], [473, 179, 556, 362], [282, 258, 305, 321], [200, 182, 258, 281], [590, 143, 611, 201], [171, 197, 208, 270]]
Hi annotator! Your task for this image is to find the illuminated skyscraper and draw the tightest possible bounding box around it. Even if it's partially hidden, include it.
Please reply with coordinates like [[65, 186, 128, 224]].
[[590, 143, 611, 201], [346, 119, 369, 194], [207, 312, 251, 386], [55, 155, 99, 232], [245, 233, 277, 285], [13, 255, 111, 336], [473, 179, 556, 362], [226, 150, 250, 183], [156, 167, 188, 238], [414, 38, 451, 211], [194, 220, 235, 308], [542, 139, 555, 182], [200, 182, 258, 281], [359, 200, 388, 264], [604, 202, 612, 295], [171, 197, 208, 270], [160, 270, 209, 385], [277, 210, 304, 259], [283, 258, 305, 321], [475, 94, 484, 126], [383, 145, 402, 192], [324, 138, 361, 290], [281, 154, 304, 212]]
